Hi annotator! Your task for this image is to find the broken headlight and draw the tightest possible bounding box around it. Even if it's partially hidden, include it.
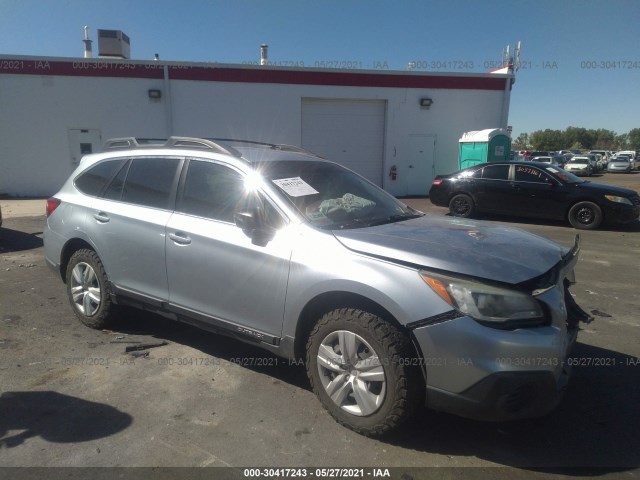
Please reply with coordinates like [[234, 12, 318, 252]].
[[420, 271, 545, 327]]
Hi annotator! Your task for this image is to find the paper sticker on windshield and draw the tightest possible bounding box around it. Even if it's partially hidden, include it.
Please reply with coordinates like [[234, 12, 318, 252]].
[[546, 167, 560, 173], [272, 177, 319, 197]]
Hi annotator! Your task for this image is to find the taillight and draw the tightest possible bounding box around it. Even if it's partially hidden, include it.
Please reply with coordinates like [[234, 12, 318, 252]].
[[432, 179, 443, 186], [46, 197, 61, 217]]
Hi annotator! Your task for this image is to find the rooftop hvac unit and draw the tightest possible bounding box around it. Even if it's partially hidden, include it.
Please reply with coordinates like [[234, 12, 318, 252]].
[[97, 29, 131, 59]]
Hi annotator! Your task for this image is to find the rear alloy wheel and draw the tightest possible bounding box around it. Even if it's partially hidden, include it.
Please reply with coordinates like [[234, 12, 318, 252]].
[[306, 308, 422, 436], [448, 193, 475, 218], [65, 249, 116, 328], [568, 201, 603, 230]]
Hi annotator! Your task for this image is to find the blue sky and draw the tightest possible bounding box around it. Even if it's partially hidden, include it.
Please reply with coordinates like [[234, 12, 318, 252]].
[[1, 0, 639, 138]]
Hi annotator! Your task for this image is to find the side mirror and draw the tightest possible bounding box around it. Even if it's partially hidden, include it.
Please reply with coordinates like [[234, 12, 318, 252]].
[[234, 210, 275, 246], [234, 211, 259, 231]]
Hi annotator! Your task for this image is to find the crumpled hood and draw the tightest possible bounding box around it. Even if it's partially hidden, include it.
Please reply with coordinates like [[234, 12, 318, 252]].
[[333, 215, 568, 284]]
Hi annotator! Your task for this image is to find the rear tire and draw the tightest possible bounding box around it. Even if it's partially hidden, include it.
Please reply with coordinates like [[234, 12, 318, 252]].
[[448, 193, 475, 218], [65, 249, 116, 329], [306, 308, 422, 436], [568, 201, 602, 230]]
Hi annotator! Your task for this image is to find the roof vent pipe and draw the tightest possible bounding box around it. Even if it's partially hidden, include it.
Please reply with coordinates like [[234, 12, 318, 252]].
[[83, 26, 93, 58], [260, 44, 268, 66]]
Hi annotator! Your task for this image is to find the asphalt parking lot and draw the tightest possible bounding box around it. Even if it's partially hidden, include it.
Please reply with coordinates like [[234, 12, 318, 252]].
[[1, 172, 639, 479]]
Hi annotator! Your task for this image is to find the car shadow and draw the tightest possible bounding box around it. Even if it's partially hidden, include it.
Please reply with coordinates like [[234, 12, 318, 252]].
[[0, 221, 45, 253], [108, 308, 310, 390], [0, 391, 133, 448], [107, 311, 638, 472]]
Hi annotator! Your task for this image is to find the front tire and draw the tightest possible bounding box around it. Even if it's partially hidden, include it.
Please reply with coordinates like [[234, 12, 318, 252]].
[[568, 201, 602, 230], [65, 249, 116, 329], [306, 308, 422, 436], [448, 193, 475, 218]]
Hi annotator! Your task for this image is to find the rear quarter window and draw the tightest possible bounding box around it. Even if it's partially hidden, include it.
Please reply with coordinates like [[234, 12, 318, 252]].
[[74, 159, 126, 196]]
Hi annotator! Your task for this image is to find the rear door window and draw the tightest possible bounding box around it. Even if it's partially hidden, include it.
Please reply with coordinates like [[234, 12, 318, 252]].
[[514, 165, 554, 184], [481, 164, 511, 180], [121, 157, 181, 210]]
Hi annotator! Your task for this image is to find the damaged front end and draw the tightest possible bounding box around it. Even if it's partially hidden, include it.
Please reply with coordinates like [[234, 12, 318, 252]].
[[522, 234, 594, 331], [413, 235, 594, 421]]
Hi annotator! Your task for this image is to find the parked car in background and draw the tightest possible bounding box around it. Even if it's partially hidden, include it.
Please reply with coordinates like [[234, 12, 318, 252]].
[[429, 161, 640, 230], [43, 136, 598, 435], [553, 154, 569, 168], [585, 154, 602, 173], [590, 150, 608, 161], [593, 153, 607, 171], [616, 151, 638, 170], [532, 156, 563, 168], [564, 157, 593, 176], [524, 151, 550, 161], [608, 155, 633, 173]]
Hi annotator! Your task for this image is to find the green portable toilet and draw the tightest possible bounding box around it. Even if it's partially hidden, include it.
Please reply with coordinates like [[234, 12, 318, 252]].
[[459, 128, 511, 169]]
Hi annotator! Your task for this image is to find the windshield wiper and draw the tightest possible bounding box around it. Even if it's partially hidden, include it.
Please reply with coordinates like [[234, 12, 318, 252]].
[[366, 213, 423, 227]]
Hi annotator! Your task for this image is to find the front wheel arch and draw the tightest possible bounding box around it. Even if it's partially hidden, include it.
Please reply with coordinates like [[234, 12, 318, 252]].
[[293, 291, 407, 363]]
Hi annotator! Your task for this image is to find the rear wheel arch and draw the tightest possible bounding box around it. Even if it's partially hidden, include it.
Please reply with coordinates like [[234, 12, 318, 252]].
[[60, 238, 96, 283]]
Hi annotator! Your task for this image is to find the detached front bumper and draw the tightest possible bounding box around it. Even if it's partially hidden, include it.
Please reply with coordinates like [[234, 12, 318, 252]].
[[411, 236, 592, 421]]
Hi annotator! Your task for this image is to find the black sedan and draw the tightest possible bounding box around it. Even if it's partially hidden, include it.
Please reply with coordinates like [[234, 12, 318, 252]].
[[429, 162, 640, 230]]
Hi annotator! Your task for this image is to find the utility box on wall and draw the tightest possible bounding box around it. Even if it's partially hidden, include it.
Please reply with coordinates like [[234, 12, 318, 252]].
[[459, 128, 511, 169]]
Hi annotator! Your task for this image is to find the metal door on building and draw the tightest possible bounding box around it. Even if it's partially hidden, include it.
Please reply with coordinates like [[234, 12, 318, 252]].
[[301, 99, 386, 186], [68, 129, 102, 166], [407, 134, 436, 196]]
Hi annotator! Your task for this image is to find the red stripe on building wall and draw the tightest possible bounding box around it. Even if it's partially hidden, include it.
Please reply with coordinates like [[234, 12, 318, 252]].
[[0, 57, 507, 90], [167, 66, 507, 90]]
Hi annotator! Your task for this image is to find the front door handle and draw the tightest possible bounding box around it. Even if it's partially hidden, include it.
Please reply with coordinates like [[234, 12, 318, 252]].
[[169, 232, 192, 245]]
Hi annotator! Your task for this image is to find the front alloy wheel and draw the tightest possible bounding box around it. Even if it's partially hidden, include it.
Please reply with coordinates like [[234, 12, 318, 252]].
[[306, 308, 422, 436], [317, 330, 386, 416]]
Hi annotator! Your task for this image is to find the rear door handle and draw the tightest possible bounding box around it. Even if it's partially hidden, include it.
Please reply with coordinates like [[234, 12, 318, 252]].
[[93, 212, 110, 223], [169, 232, 192, 245]]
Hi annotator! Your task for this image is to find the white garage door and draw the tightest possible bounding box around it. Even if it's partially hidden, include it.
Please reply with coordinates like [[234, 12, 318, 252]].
[[301, 99, 386, 186]]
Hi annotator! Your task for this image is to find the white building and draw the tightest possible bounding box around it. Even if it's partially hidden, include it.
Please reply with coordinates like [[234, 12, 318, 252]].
[[0, 54, 513, 197]]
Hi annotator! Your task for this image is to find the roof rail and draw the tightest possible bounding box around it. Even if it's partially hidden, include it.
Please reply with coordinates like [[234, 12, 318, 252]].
[[102, 136, 242, 157], [210, 138, 321, 157]]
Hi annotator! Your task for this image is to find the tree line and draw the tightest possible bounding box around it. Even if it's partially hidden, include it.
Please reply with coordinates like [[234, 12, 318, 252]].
[[513, 127, 640, 151]]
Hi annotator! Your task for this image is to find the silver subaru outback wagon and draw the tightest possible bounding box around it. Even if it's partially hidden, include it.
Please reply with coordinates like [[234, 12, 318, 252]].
[[44, 137, 592, 436]]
